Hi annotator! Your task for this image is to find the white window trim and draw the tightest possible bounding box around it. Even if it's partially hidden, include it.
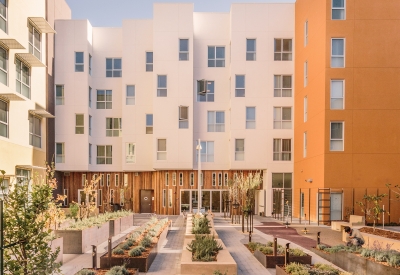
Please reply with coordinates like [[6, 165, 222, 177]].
[[235, 139, 245, 161], [190, 172, 194, 186], [106, 58, 122, 78], [157, 138, 167, 160], [29, 24, 41, 60], [179, 106, 189, 129], [304, 61, 308, 87], [0, 99, 8, 138], [331, 38, 345, 68], [303, 132, 307, 158], [208, 46, 225, 67], [304, 20, 308, 46], [246, 106, 256, 129], [106, 174, 110, 187], [115, 174, 119, 187], [330, 121, 344, 151], [106, 117, 122, 137], [82, 174, 86, 186], [197, 141, 214, 162], [179, 172, 183, 186], [55, 142, 64, 163], [172, 172, 176, 186], [273, 107, 292, 129], [89, 54, 92, 75], [304, 96, 308, 122], [274, 75, 292, 97], [246, 38, 256, 61], [97, 145, 112, 165], [75, 114, 84, 134], [273, 138, 292, 161], [126, 85, 135, 105], [74, 52, 84, 72], [332, 0, 346, 20], [274, 38, 293, 61], [235, 75, 245, 97], [218, 172, 222, 186], [212, 172, 216, 186], [207, 111, 225, 132], [146, 52, 153, 72], [96, 90, 112, 109], [157, 75, 167, 97], [55, 85, 64, 105], [165, 172, 169, 186], [126, 143, 136, 163], [330, 79, 345, 110], [179, 38, 189, 61]]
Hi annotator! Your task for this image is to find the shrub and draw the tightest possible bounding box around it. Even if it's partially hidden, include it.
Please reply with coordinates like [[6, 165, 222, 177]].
[[137, 245, 146, 252], [313, 263, 340, 275], [112, 248, 125, 255], [266, 241, 274, 247], [247, 242, 261, 251], [316, 244, 328, 250], [213, 270, 228, 275], [285, 262, 309, 275], [187, 235, 223, 262], [140, 236, 152, 248], [77, 269, 96, 275], [192, 215, 211, 234], [120, 242, 132, 251], [375, 251, 391, 262], [289, 248, 307, 257], [388, 253, 400, 267], [258, 246, 273, 255], [105, 265, 129, 275], [129, 247, 143, 257], [360, 248, 374, 258]]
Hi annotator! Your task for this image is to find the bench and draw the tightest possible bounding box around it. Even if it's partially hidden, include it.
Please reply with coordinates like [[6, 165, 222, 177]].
[[331, 215, 365, 231]]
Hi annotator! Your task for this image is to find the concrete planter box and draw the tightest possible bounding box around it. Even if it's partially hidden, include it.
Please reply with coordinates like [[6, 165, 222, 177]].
[[276, 265, 289, 275], [49, 237, 63, 264], [254, 250, 312, 268], [76, 268, 139, 274], [362, 230, 400, 251], [109, 213, 134, 236], [180, 238, 237, 275], [186, 214, 219, 239], [311, 248, 400, 275], [120, 213, 134, 232], [55, 221, 110, 254], [109, 218, 121, 237]]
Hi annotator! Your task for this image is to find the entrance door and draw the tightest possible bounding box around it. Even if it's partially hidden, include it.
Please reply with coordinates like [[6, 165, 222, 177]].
[[330, 193, 342, 221], [140, 190, 152, 213]]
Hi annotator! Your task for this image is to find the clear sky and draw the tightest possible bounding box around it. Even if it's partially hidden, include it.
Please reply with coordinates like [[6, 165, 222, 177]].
[[65, 0, 295, 27]]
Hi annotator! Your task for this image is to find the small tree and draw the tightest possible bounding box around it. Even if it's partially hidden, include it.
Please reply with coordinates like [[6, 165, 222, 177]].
[[386, 183, 400, 200], [356, 193, 387, 231], [1, 164, 61, 274]]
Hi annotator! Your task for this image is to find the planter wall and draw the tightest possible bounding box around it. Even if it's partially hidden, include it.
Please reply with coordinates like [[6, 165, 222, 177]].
[[254, 250, 312, 268], [362, 231, 400, 251], [185, 214, 219, 239], [311, 248, 400, 275], [109, 213, 135, 236], [109, 218, 121, 237], [49, 237, 63, 264], [180, 238, 237, 275], [275, 265, 288, 275], [120, 213, 134, 232]]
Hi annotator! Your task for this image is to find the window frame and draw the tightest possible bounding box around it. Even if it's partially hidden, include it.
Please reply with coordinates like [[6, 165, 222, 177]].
[[190, 172, 194, 186], [212, 172, 216, 186], [304, 61, 308, 87], [106, 117, 122, 137], [179, 38, 189, 61], [197, 80, 214, 102], [165, 172, 169, 186], [74, 52, 84, 72], [330, 121, 344, 151], [274, 38, 293, 61], [89, 143, 92, 164], [15, 59, 30, 99], [96, 90, 112, 109], [75, 114, 84, 134], [273, 107, 292, 129], [235, 75, 245, 97], [235, 139, 245, 161], [304, 20, 308, 46], [208, 46, 225, 67], [29, 114, 41, 148], [126, 85, 135, 105], [273, 138, 292, 161], [55, 142, 64, 163], [218, 173, 222, 186], [28, 24, 41, 60], [303, 132, 307, 158], [330, 80, 344, 109], [179, 106, 189, 129], [89, 86, 92, 107], [0, 99, 8, 138], [0, 0, 7, 34], [331, 38, 345, 68], [126, 143, 135, 163], [207, 111, 225, 132], [157, 75, 167, 97], [96, 145, 112, 165], [89, 115, 92, 136], [0, 46, 8, 86], [274, 75, 292, 97], [89, 54, 92, 75], [106, 58, 122, 77], [246, 39, 256, 61], [197, 141, 214, 163], [146, 114, 153, 134], [157, 138, 167, 160], [115, 174, 119, 187], [146, 51, 153, 72], [179, 172, 183, 186], [246, 106, 256, 129], [304, 96, 308, 122], [224, 173, 228, 186], [332, 0, 346, 20]]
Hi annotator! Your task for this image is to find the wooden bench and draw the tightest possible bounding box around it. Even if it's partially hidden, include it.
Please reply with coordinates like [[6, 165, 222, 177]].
[[331, 215, 365, 242]]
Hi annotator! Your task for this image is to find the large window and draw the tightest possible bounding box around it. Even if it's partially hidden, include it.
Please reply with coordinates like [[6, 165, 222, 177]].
[[272, 173, 292, 216], [146, 52, 153, 72], [97, 145, 112, 164], [197, 141, 214, 162], [246, 39, 256, 61], [273, 139, 291, 161], [29, 114, 41, 148], [75, 114, 84, 134], [126, 143, 135, 163], [0, 0, 7, 33], [29, 24, 41, 59], [157, 139, 167, 160], [0, 100, 8, 138], [274, 75, 292, 97], [246, 107, 256, 129], [157, 75, 167, 97], [55, 85, 64, 105], [197, 80, 214, 102], [235, 139, 245, 161], [75, 52, 84, 72], [235, 75, 245, 97], [179, 39, 189, 61], [126, 85, 135, 105], [330, 122, 344, 151], [106, 118, 122, 137], [273, 107, 292, 129], [97, 90, 112, 109], [274, 39, 292, 61], [207, 111, 225, 132], [0, 46, 7, 85], [332, 0, 345, 20], [179, 106, 188, 129], [146, 114, 153, 134], [106, 58, 122, 77], [330, 80, 344, 109], [208, 46, 225, 67], [331, 39, 345, 68], [16, 59, 30, 98], [55, 142, 64, 162]]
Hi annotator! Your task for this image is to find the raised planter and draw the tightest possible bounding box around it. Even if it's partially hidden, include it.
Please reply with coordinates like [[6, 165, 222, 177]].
[[362, 231, 400, 251], [185, 214, 219, 239], [254, 250, 312, 268], [109, 213, 135, 236], [311, 248, 400, 275], [76, 268, 139, 274], [275, 265, 288, 275], [180, 238, 237, 275], [49, 237, 63, 264], [120, 213, 134, 232]]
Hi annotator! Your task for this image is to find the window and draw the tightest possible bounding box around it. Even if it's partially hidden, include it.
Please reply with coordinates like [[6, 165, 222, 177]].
[[304, 61, 308, 87], [304, 21, 308, 46], [29, 114, 41, 148], [330, 122, 344, 151], [212, 173, 216, 186], [97, 145, 112, 164], [124, 174, 128, 187], [89, 86, 92, 107], [146, 52, 153, 72], [0, 0, 7, 33], [331, 80, 344, 109], [16, 169, 30, 184], [82, 174, 86, 186], [89, 115, 92, 136], [179, 39, 189, 61], [100, 174, 104, 187], [197, 80, 214, 102], [168, 189, 172, 208], [98, 189, 102, 206], [332, 0, 345, 20], [63, 189, 68, 206], [179, 173, 183, 186], [208, 46, 225, 67], [235, 139, 245, 161], [273, 107, 292, 129], [157, 75, 167, 97], [274, 39, 292, 61], [0, 100, 8, 138], [89, 54, 92, 75], [197, 141, 214, 162], [304, 96, 308, 122], [163, 189, 166, 207], [29, 24, 41, 59], [109, 189, 114, 204], [89, 143, 92, 164], [106, 58, 122, 77], [224, 173, 228, 186], [157, 139, 167, 160], [331, 39, 345, 68], [165, 172, 169, 186], [274, 75, 292, 97], [146, 114, 153, 134], [246, 39, 256, 61], [16, 59, 30, 98], [75, 52, 84, 72], [235, 75, 245, 97], [0, 46, 7, 85], [115, 174, 119, 187], [273, 139, 291, 161], [106, 174, 110, 186], [96, 90, 112, 109], [106, 118, 122, 137], [56, 143, 64, 163], [190, 173, 194, 186], [126, 85, 135, 105], [75, 114, 84, 134], [172, 173, 176, 186], [303, 132, 307, 158], [207, 111, 225, 132], [179, 106, 188, 129], [53, 85, 64, 105], [246, 107, 256, 129], [218, 173, 222, 186], [200, 173, 203, 186], [0, 177, 8, 198], [126, 143, 135, 163]]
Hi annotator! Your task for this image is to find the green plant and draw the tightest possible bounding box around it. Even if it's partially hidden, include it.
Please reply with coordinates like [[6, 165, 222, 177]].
[[266, 241, 274, 247], [137, 245, 146, 252], [375, 251, 391, 262], [105, 265, 129, 275], [77, 269, 96, 275], [69, 202, 80, 221], [140, 235, 152, 248], [192, 215, 211, 234], [285, 262, 309, 275], [388, 253, 400, 267], [213, 270, 229, 275], [129, 247, 143, 257], [356, 193, 387, 231], [112, 247, 125, 255], [120, 242, 132, 250], [289, 248, 307, 256], [316, 244, 328, 250], [313, 263, 340, 275], [247, 242, 261, 251], [258, 246, 273, 255], [187, 235, 223, 262]]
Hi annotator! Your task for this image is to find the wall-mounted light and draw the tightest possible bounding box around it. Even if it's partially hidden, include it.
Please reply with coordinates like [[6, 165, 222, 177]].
[[305, 178, 313, 183]]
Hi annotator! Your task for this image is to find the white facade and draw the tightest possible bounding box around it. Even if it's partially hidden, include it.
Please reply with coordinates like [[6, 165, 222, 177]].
[[54, 3, 294, 214]]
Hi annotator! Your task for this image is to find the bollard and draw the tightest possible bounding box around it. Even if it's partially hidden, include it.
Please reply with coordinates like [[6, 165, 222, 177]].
[[248, 231, 252, 243], [317, 231, 321, 245], [284, 243, 290, 266], [108, 237, 112, 268], [273, 237, 278, 256], [92, 245, 97, 269]]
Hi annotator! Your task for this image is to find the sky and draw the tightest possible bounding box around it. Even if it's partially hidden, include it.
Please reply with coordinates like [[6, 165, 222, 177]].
[[65, 0, 295, 27]]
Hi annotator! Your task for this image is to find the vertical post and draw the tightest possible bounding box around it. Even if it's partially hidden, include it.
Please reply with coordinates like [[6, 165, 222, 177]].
[[299, 188, 302, 224], [273, 237, 277, 256], [1, 200, 3, 275], [383, 205, 385, 230], [107, 237, 112, 268], [317, 231, 321, 245], [284, 243, 290, 265], [92, 245, 97, 269], [197, 139, 202, 214], [308, 188, 311, 225]]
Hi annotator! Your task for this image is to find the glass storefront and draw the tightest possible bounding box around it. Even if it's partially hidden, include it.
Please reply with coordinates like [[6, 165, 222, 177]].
[[180, 189, 227, 213]]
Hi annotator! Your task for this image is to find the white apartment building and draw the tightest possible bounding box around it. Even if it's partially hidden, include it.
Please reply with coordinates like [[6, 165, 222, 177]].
[[54, 3, 294, 215]]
